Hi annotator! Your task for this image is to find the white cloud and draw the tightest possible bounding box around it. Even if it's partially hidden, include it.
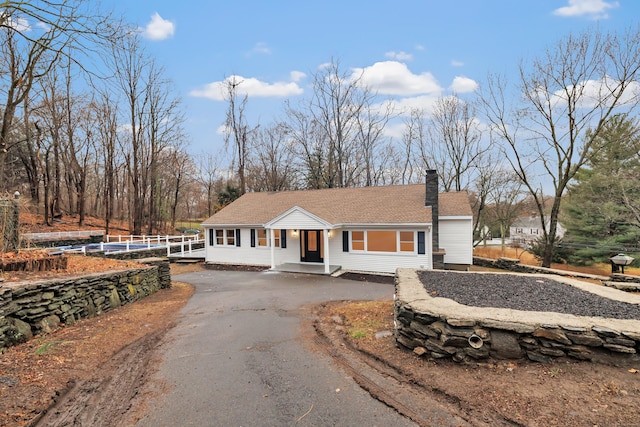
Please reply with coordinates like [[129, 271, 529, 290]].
[[378, 95, 441, 117], [141, 13, 175, 40], [385, 51, 413, 61], [450, 76, 479, 93], [36, 21, 51, 32], [190, 75, 304, 101], [352, 61, 442, 96], [249, 42, 271, 55], [415, 44, 425, 51], [6, 16, 31, 32], [216, 124, 230, 136], [290, 71, 306, 82], [527, 75, 640, 112], [451, 60, 464, 67], [553, 0, 619, 19]]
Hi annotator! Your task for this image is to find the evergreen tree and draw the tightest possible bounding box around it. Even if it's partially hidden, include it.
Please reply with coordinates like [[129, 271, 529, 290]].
[[562, 114, 640, 264]]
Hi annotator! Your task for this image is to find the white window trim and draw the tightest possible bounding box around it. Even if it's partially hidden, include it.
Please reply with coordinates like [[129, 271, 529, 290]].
[[257, 228, 281, 249], [350, 230, 416, 255], [215, 228, 236, 247]]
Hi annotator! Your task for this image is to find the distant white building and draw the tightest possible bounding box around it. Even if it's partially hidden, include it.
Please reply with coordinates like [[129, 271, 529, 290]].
[[509, 216, 565, 245]]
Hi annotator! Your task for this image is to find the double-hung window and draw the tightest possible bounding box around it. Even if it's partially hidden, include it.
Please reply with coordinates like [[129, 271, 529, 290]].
[[212, 228, 239, 246], [257, 229, 281, 247]]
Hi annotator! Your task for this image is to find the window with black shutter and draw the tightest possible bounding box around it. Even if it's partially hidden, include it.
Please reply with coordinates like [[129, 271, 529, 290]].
[[417, 231, 426, 254]]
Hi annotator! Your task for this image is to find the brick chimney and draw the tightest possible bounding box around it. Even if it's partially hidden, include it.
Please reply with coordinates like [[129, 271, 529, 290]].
[[425, 170, 445, 269]]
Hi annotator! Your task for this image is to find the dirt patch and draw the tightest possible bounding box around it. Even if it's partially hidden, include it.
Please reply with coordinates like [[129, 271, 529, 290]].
[[0, 266, 194, 427], [316, 299, 640, 427]]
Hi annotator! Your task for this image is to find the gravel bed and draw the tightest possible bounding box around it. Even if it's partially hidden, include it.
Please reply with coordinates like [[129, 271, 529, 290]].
[[417, 271, 640, 320]]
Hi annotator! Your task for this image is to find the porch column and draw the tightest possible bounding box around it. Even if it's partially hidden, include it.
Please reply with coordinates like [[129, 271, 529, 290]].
[[324, 228, 330, 274], [270, 228, 276, 270]]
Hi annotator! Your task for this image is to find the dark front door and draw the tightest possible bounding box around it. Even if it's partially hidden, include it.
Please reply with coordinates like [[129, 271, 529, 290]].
[[302, 230, 322, 263]]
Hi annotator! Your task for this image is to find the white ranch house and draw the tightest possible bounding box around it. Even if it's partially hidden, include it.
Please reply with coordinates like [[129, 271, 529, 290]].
[[201, 171, 473, 274]]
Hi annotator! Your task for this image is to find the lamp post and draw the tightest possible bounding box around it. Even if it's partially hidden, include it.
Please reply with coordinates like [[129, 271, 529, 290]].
[[610, 253, 635, 274]]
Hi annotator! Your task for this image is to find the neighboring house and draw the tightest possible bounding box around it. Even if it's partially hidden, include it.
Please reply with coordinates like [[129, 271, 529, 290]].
[[509, 216, 566, 245], [201, 171, 473, 274]]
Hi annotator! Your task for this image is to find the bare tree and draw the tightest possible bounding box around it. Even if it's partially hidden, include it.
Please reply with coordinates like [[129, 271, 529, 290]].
[[0, 1, 116, 190], [246, 123, 298, 191], [162, 147, 194, 230], [481, 26, 640, 267], [399, 109, 424, 185], [92, 90, 119, 234], [354, 100, 393, 186], [285, 59, 381, 188], [421, 96, 485, 192], [196, 152, 222, 217], [223, 77, 256, 195], [284, 102, 328, 189]]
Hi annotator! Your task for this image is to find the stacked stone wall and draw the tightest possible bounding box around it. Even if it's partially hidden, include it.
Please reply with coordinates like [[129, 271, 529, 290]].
[[395, 269, 640, 366], [473, 256, 640, 284], [0, 258, 169, 352]]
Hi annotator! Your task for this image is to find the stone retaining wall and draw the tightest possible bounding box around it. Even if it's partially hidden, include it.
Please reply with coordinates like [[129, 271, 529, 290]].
[[394, 268, 640, 365], [0, 257, 170, 352], [27, 235, 103, 248], [473, 256, 640, 284]]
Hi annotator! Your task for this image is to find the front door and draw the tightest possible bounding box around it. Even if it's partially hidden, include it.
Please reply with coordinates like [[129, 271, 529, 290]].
[[302, 230, 323, 263]]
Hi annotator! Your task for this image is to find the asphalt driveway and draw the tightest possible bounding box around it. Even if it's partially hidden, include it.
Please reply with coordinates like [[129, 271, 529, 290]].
[[133, 269, 417, 426]]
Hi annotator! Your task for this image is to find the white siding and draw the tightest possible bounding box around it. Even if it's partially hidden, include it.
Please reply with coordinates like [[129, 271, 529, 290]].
[[204, 228, 300, 266], [330, 229, 432, 274], [439, 218, 473, 265], [268, 209, 328, 230]]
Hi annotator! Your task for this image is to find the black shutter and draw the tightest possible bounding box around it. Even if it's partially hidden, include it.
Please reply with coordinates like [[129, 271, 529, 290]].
[[235, 229, 241, 247], [250, 229, 256, 247], [342, 230, 349, 252], [281, 229, 287, 248], [209, 229, 214, 246], [417, 231, 425, 254]]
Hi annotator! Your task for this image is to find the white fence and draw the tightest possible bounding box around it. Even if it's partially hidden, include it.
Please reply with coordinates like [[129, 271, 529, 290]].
[[61, 234, 204, 257]]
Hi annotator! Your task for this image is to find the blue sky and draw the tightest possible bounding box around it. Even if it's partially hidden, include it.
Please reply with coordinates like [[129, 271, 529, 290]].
[[108, 0, 638, 157]]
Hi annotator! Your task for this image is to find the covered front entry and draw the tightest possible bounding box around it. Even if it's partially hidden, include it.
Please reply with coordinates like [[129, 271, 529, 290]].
[[301, 230, 323, 263], [265, 206, 336, 274]]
